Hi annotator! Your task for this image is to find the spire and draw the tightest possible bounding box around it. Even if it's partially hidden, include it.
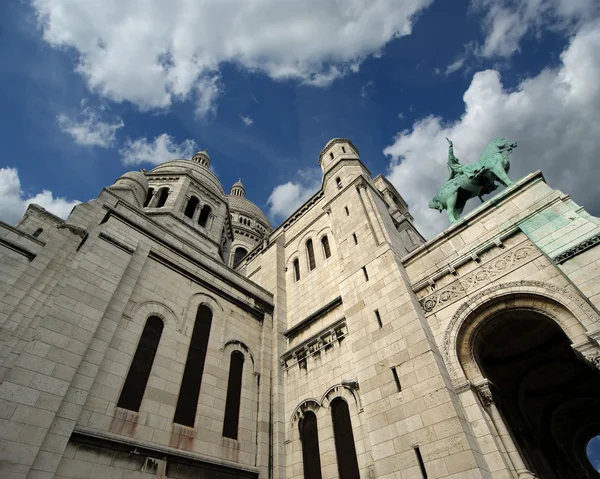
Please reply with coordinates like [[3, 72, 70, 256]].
[[230, 178, 246, 197]]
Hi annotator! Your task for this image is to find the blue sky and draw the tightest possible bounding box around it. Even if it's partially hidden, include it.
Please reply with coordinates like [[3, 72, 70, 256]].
[[0, 0, 599, 242], [1, 0, 600, 469]]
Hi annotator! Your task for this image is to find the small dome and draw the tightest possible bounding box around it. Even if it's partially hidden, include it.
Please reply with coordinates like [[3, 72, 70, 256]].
[[113, 170, 149, 206], [192, 150, 210, 168], [228, 195, 271, 228], [230, 179, 246, 197]]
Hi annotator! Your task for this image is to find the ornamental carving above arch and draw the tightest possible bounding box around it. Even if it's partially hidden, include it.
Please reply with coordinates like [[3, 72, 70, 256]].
[[441, 279, 600, 382]]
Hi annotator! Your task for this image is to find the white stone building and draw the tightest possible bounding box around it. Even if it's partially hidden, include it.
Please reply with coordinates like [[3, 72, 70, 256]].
[[0, 138, 599, 479]]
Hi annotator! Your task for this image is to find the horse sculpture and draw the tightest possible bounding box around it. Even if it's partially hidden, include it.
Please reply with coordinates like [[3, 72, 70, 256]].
[[429, 137, 518, 223]]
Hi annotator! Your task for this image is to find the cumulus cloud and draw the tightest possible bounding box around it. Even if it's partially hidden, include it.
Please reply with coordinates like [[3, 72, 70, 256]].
[[31, 0, 433, 112], [57, 99, 123, 147], [241, 115, 254, 127], [120, 133, 198, 165], [0, 167, 81, 225], [473, 0, 598, 58], [384, 20, 600, 239], [267, 168, 321, 222]]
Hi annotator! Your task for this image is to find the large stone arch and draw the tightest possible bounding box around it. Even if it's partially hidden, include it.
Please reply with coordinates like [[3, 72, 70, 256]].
[[443, 280, 600, 384], [182, 292, 223, 336], [129, 300, 182, 331]]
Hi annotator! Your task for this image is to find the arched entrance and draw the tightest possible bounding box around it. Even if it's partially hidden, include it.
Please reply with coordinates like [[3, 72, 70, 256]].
[[468, 308, 600, 478]]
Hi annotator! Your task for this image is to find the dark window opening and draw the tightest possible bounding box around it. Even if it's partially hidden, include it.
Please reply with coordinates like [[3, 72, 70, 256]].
[[299, 411, 323, 479], [155, 188, 169, 208], [233, 247, 248, 267], [117, 316, 163, 412], [143, 188, 154, 207], [331, 398, 360, 479], [321, 236, 331, 259], [307, 239, 316, 271], [391, 367, 401, 392], [293, 258, 300, 281], [345, 206, 349, 216], [342, 146, 346, 153], [414, 447, 427, 478], [352, 233, 358, 245], [223, 351, 244, 439], [173, 305, 213, 427], [375, 310, 383, 328], [329, 152, 334, 160], [32, 228, 43, 238], [184, 196, 199, 219], [198, 205, 211, 227], [336, 177, 343, 190], [362, 266, 369, 282]]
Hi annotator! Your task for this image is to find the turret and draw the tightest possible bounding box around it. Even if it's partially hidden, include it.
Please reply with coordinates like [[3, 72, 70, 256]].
[[192, 150, 211, 168]]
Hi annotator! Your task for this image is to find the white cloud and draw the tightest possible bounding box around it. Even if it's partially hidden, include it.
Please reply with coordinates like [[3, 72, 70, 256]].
[[195, 75, 222, 119], [0, 167, 81, 225], [267, 168, 321, 222], [241, 115, 254, 127], [57, 99, 123, 147], [120, 133, 198, 165], [360, 80, 374, 98], [32, 0, 433, 112], [384, 20, 600, 239], [473, 0, 597, 59]]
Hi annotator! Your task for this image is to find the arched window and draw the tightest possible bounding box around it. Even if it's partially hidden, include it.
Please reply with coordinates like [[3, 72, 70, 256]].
[[321, 236, 331, 259], [306, 239, 316, 271], [293, 258, 300, 282], [155, 188, 169, 208], [143, 188, 154, 207], [32, 228, 43, 238], [299, 411, 323, 479], [198, 205, 211, 227], [174, 305, 213, 427], [233, 247, 248, 267], [222, 351, 244, 439], [117, 316, 163, 412], [336, 177, 343, 190], [184, 196, 199, 219], [331, 398, 360, 479]]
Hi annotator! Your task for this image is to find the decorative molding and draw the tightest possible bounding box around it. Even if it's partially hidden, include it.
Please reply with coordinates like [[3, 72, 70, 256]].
[[553, 233, 600, 264], [420, 242, 536, 314], [98, 233, 135, 254], [474, 380, 494, 407], [0, 236, 36, 261]]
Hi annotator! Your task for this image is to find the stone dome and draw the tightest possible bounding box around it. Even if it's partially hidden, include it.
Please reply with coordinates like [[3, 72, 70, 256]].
[[113, 170, 149, 206], [150, 160, 225, 197], [228, 194, 271, 228]]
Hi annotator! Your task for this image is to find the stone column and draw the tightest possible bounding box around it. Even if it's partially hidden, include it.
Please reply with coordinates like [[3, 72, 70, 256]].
[[474, 380, 537, 479]]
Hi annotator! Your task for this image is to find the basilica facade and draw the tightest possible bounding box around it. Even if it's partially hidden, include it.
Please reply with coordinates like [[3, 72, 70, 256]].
[[0, 139, 599, 479]]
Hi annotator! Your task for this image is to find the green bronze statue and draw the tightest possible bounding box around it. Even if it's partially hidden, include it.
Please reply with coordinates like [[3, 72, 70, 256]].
[[429, 137, 518, 223]]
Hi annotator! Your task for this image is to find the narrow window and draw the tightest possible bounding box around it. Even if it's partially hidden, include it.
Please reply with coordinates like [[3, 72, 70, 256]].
[[233, 247, 248, 267], [143, 188, 154, 207], [174, 305, 213, 427], [336, 177, 343, 190], [184, 196, 199, 219], [352, 233, 358, 245], [198, 205, 211, 227], [117, 316, 163, 412], [155, 188, 169, 208], [375, 310, 383, 328], [414, 447, 428, 478], [391, 367, 401, 392], [306, 239, 316, 271], [342, 146, 346, 153], [362, 266, 369, 282], [223, 351, 244, 439], [32, 228, 43, 238], [345, 206, 349, 216], [331, 398, 360, 479], [329, 152, 334, 160], [293, 258, 300, 281], [321, 236, 331, 259], [300, 411, 323, 479]]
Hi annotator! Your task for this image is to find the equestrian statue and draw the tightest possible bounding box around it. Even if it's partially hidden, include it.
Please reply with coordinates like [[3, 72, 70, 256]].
[[429, 137, 518, 223]]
